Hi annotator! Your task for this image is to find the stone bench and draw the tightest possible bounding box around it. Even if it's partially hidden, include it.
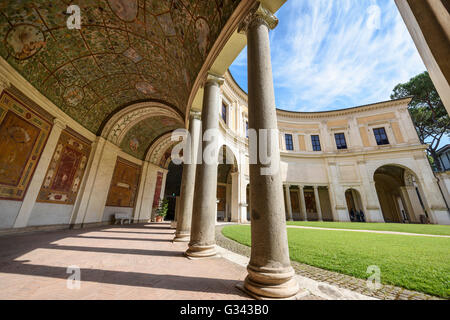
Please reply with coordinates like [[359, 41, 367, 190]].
[[114, 213, 132, 225]]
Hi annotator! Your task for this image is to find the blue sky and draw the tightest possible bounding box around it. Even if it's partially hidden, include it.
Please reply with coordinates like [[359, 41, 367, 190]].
[[229, 0, 449, 148]]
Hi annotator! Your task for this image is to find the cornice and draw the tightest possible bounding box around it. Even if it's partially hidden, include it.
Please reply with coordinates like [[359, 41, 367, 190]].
[[280, 144, 427, 160], [276, 97, 413, 120], [224, 70, 248, 104]]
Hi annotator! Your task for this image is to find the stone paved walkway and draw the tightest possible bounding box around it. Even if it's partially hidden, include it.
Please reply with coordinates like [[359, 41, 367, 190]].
[[286, 225, 450, 238], [215, 225, 442, 300], [0, 223, 322, 300], [0, 223, 254, 300]]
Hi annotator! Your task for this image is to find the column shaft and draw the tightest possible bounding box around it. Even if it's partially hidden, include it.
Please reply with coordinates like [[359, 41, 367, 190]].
[[284, 185, 293, 221], [174, 114, 201, 242], [186, 73, 223, 258], [299, 186, 308, 221], [314, 186, 323, 221], [240, 3, 299, 299]]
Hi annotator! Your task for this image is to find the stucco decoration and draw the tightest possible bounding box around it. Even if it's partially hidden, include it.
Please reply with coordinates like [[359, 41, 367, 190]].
[[0, 0, 240, 134], [0, 91, 52, 200], [101, 101, 184, 158], [106, 157, 141, 208], [37, 129, 91, 204], [146, 132, 179, 167]]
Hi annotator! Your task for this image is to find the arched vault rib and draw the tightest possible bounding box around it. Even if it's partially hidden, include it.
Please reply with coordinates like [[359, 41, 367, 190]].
[[101, 101, 184, 146], [146, 132, 179, 166]]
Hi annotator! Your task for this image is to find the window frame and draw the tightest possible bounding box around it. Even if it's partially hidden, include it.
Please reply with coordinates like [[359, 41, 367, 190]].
[[334, 133, 348, 150], [311, 135, 321, 152], [373, 127, 390, 146], [285, 133, 294, 151], [221, 103, 227, 124]]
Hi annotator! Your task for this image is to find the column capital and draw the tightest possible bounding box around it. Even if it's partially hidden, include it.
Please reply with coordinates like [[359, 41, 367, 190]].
[[238, 2, 279, 34], [53, 118, 67, 130], [189, 110, 202, 120], [205, 72, 224, 87]]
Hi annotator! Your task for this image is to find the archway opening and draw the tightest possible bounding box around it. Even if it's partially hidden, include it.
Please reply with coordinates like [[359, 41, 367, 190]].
[[164, 161, 183, 221], [374, 165, 428, 224], [345, 189, 365, 222], [217, 145, 238, 222]]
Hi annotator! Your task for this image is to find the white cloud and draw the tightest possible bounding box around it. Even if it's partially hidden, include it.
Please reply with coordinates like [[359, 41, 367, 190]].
[[247, 0, 426, 111]]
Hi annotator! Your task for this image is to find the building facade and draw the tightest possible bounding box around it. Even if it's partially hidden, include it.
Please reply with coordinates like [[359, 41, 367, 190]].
[[219, 71, 450, 225]]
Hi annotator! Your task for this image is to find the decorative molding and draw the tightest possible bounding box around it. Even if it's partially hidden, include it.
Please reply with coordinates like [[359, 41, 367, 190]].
[[145, 132, 177, 167], [101, 101, 184, 146], [276, 97, 413, 121], [0, 76, 10, 91], [190, 110, 202, 120], [53, 118, 67, 130], [205, 72, 225, 87]]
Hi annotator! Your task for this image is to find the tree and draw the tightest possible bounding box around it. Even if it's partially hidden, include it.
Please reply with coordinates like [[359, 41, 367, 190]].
[[391, 71, 450, 171]]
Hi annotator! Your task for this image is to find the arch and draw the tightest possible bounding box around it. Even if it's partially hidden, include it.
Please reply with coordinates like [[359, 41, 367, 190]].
[[373, 164, 429, 223], [101, 101, 184, 146], [145, 132, 179, 169], [345, 188, 365, 222], [217, 145, 239, 222]]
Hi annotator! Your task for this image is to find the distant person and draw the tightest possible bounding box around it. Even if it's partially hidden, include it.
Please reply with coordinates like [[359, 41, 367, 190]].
[[359, 210, 365, 222], [349, 208, 355, 222]]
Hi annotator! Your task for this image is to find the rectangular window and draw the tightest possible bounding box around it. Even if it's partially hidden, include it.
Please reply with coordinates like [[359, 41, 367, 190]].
[[285, 134, 294, 151], [335, 133, 347, 150], [222, 103, 227, 124], [373, 127, 389, 145], [245, 121, 248, 138], [311, 135, 321, 151]]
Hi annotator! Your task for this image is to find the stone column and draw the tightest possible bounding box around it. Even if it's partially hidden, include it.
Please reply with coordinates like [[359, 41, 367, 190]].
[[174, 112, 201, 242], [231, 170, 240, 222], [314, 186, 323, 221], [284, 185, 293, 221], [395, 0, 450, 113], [185, 72, 223, 258], [299, 186, 308, 221], [14, 118, 66, 228], [238, 2, 299, 299]]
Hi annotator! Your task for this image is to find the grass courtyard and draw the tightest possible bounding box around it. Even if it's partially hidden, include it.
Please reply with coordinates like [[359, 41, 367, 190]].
[[221, 223, 450, 298], [286, 221, 450, 236]]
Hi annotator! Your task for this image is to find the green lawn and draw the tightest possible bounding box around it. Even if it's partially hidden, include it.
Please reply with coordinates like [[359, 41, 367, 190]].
[[222, 225, 450, 298], [286, 221, 450, 236]]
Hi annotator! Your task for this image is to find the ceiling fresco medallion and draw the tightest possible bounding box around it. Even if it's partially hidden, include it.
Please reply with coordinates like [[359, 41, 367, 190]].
[[129, 137, 139, 152], [107, 0, 138, 22], [122, 47, 142, 63], [135, 81, 155, 95], [63, 86, 85, 106], [5, 24, 46, 60]]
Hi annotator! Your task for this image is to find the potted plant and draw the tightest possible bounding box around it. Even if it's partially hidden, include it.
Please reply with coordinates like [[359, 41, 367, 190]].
[[155, 199, 168, 222]]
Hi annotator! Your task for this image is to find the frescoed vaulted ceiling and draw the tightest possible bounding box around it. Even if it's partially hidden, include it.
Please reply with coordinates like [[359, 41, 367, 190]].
[[120, 115, 183, 159], [0, 0, 240, 144]]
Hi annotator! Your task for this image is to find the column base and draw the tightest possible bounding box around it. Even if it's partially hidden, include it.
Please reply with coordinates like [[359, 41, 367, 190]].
[[173, 232, 190, 242], [185, 244, 217, 259], [242, 265, 300, 299], [236, 282, 308, 300]]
